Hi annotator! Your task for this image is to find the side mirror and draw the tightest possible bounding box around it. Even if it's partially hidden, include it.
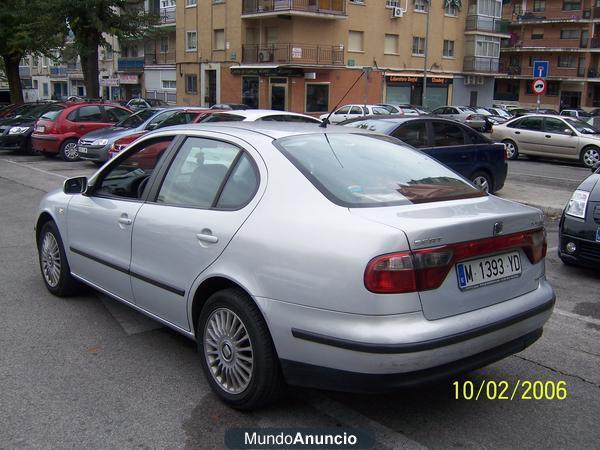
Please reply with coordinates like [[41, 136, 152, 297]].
[[564, 128, 575, 135], [146, 123, 158, 131], [63, 176, 87, 195]]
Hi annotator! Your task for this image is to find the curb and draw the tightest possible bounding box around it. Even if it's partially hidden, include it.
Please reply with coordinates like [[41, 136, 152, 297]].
[[512, 201, 564, 219]]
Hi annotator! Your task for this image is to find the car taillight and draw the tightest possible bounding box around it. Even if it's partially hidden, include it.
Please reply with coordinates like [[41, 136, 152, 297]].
[[364, 228, 546, 294], [466, 115, 473, 120]]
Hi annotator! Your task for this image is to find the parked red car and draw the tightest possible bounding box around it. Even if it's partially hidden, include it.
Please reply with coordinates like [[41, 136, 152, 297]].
[[31, 102, 131, 161], [107, 108, 222, 160]]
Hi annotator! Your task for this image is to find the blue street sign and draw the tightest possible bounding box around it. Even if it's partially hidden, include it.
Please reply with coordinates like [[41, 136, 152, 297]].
[[533, 60, 549, 78]]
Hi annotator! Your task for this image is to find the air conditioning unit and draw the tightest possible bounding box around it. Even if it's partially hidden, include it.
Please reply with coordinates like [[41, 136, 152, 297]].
[[476, 76, 485, 85], [464, 75, 473, 86], [392, 7, 404, 18], [258, 50, 273, 62]]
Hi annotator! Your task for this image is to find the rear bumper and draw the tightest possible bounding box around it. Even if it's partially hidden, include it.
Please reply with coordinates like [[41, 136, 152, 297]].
[[281, 328, 543, 392], [31, 134, 60, 153], [258, 278, 554, 389]]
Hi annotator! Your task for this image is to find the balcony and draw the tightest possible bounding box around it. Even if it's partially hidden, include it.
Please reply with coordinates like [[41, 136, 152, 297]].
[[66, 63, 81, 73], [463, 56, 500, 73], [118, 57, 144, 72], [145, 51, 176, 65], [507, 5, 600, 23], [242, 43, 344, 65], [241, 0, 346, 19], [18, 66, 31, 77], [499, 63, 522, 75], [49, 67, 67, 77], [465, 16, 509, 34], [159, 6, 175, 25], [591, 37, 600, 48]]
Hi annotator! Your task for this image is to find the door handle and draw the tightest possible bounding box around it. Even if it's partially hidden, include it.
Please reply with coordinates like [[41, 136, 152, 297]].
[[196, 233, 218, 244], [514, 131, 521, 134], [545, 135, 551, 138], [118, 217, 132, 225]]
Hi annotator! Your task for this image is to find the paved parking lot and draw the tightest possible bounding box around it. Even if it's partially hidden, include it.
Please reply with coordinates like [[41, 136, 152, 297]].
[[1, 151, 599, 448]]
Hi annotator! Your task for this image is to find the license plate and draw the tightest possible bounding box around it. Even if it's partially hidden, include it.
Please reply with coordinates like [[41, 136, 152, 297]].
[[78, 146, 88, 154], [456, 251, 521, 290], [35, 125, 45, 132]]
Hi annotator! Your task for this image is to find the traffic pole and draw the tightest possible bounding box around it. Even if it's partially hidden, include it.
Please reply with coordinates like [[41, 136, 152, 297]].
[[537, 94, 541, 112]]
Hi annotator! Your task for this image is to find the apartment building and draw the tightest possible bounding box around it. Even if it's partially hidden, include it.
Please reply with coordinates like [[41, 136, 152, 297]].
[[175, 0, 502, 113], [495, 0, 600, 109]]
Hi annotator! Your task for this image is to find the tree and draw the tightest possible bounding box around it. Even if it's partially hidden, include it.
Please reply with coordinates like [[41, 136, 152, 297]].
[[0, 0, 66, 103], [56, 0, 157, 99]]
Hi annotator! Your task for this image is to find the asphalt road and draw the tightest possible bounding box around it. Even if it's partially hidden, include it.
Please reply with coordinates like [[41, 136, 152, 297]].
[[0, 151, 599, 449]]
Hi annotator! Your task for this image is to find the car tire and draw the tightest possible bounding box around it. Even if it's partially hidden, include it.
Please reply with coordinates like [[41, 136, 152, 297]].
[[59, 139, 80, 162], [470, 171, 493, 193], [502, 140, 519, 160], [580, 146, 600, 169], [38, 221, 83, 297], [197, 288, 284, 410]]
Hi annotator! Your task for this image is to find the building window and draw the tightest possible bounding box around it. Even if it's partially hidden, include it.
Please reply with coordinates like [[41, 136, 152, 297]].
[[414, 0, 428, 12], [162, 80, 176, 89], [186, 31, 197, 51], [185, 74, 198, 93], [42, 83, 48, 96], [443, 40, 455, 58], [562, 0, 581, 10], [412, 37, 425, 55], [104, 44, 113, 60], [305, 83, 330, 113], [531, 28, 544, 39], [242, 76, 259, 109], [477, 0, 502, 17], [348, 31, 364, 52], [558, 55, 576, 67], [349, 0, 366, 3], [384, 34, 398, 54], [159, 36, 169, 53], [560, 29, 579, 39], [533, 0, 545, 12], [445, 3, 458, 15], [528, 56, 535, 66], [185, 0, 197, 6], [475, 36, 500, 57], [214, 29, 225, 50], [546, 81, 560, 96]]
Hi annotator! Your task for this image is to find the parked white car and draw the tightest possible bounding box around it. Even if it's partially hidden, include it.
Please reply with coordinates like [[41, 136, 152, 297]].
[[199, 109, 322, 124], [319, 104, 391, 124]]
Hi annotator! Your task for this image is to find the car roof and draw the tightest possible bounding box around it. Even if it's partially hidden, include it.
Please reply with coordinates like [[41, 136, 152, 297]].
[[209, 109, 318, 120]]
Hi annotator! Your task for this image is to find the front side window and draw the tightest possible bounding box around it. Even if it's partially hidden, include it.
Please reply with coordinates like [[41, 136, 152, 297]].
[[156, 111, 199, 128], [335, 106, 351, 115], [95, 137, 174, 199], [432, 122, 465, 146], [276, 133, 484, 207], [118, 109, 157, 128], [156, 137, 240, 208], [393, 122, 429, 148], [544, 118, 571, 134]]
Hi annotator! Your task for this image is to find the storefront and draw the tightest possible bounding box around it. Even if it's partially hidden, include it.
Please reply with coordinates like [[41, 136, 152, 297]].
[[100, 78, 120, 101], [118, 74, 142, 100], [384, 74, 452, 109]]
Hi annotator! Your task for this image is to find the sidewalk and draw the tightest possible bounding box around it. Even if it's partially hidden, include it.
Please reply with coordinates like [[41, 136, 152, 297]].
[[495, 182, 571, 218]]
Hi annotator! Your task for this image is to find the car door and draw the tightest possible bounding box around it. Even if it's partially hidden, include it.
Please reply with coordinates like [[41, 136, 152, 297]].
[[67, 135, 176, 302], [330, 105, 351, 123], [542, 117, 579, 158], [507, 116, 545, 154], [67, 105, 108, 137], [422, 121, 474, 178], [130, 134, 264, 330]]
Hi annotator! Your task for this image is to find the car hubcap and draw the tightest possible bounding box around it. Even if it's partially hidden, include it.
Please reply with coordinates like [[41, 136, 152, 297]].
[[204, 308, 253, 394], [64, 143, 79, 160], [41, 232, 61, 287], [583, 148, 600, 167], [505, 142, 516, 158], [473, 176, 489, 193]]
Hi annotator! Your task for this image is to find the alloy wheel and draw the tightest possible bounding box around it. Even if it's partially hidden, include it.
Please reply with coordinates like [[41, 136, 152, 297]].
[[583, 148, 600, 168], [472, 175, 490, 193], [203, 308, 253, 394], [41, 232, 61, 288], [63, 142, 79, 161], [504, 142, 517, 159]]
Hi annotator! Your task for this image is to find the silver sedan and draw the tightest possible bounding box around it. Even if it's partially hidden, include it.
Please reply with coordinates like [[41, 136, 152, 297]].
[[35, 123, 555, 409]]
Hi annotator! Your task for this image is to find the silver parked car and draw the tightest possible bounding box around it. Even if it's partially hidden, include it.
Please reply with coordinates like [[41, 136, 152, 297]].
[[431, 105, 487, 131], [491, 114, 600, 168], [36, 123, 554, 410]]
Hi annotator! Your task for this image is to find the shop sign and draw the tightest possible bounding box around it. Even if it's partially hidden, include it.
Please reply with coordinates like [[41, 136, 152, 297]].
[[230, 67, 304, 77], [100, 78, 119, 87], [292, 47, 302, 59], [388, 76, 419, 83], [119, 74, 139, 84]]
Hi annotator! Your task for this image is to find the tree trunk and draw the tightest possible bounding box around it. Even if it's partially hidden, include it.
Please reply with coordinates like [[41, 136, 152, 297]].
[[76, 32, 100, 99], [2, 53, 24, 104]]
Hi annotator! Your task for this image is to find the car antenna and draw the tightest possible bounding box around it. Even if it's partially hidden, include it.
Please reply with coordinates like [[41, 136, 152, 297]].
[[319, 69, 368, 128]]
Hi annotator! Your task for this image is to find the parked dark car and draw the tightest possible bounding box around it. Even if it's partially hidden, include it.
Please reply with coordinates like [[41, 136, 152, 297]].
[[341, 116, 507, 193], [558, 162, 600, 268], [210, 103, 249, 110], [77, 107, 192, 163], [0, 103, 65, 153]]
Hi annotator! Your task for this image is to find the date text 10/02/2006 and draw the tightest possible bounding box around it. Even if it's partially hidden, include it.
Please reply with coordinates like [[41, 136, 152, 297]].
[[453, 380, 567, 401]]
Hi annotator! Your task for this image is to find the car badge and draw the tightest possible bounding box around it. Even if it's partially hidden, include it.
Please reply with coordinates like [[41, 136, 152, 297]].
[[493, 221, 503, 236]]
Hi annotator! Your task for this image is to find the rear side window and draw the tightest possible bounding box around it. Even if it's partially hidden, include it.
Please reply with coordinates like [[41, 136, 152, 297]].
[[200, 113, 245, 123], [432, 122, 465, 146], [216, 154, 259, 209], [157, 112, 199, 128], [69, 105, 103, 122], [40, 107, 64, 121], [276, 133, 483, 207], [392, 122, 429, 148], [464, 127, 490, 144]]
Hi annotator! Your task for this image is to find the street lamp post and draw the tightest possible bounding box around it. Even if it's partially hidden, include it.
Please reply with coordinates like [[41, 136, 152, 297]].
[[422, 0, 431, 109]]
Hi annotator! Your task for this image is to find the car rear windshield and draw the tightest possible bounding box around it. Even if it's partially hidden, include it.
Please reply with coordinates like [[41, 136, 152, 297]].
[[276, 133, 484, 207], [40, 108, 64, 121], [344, 119, 398, 134]]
